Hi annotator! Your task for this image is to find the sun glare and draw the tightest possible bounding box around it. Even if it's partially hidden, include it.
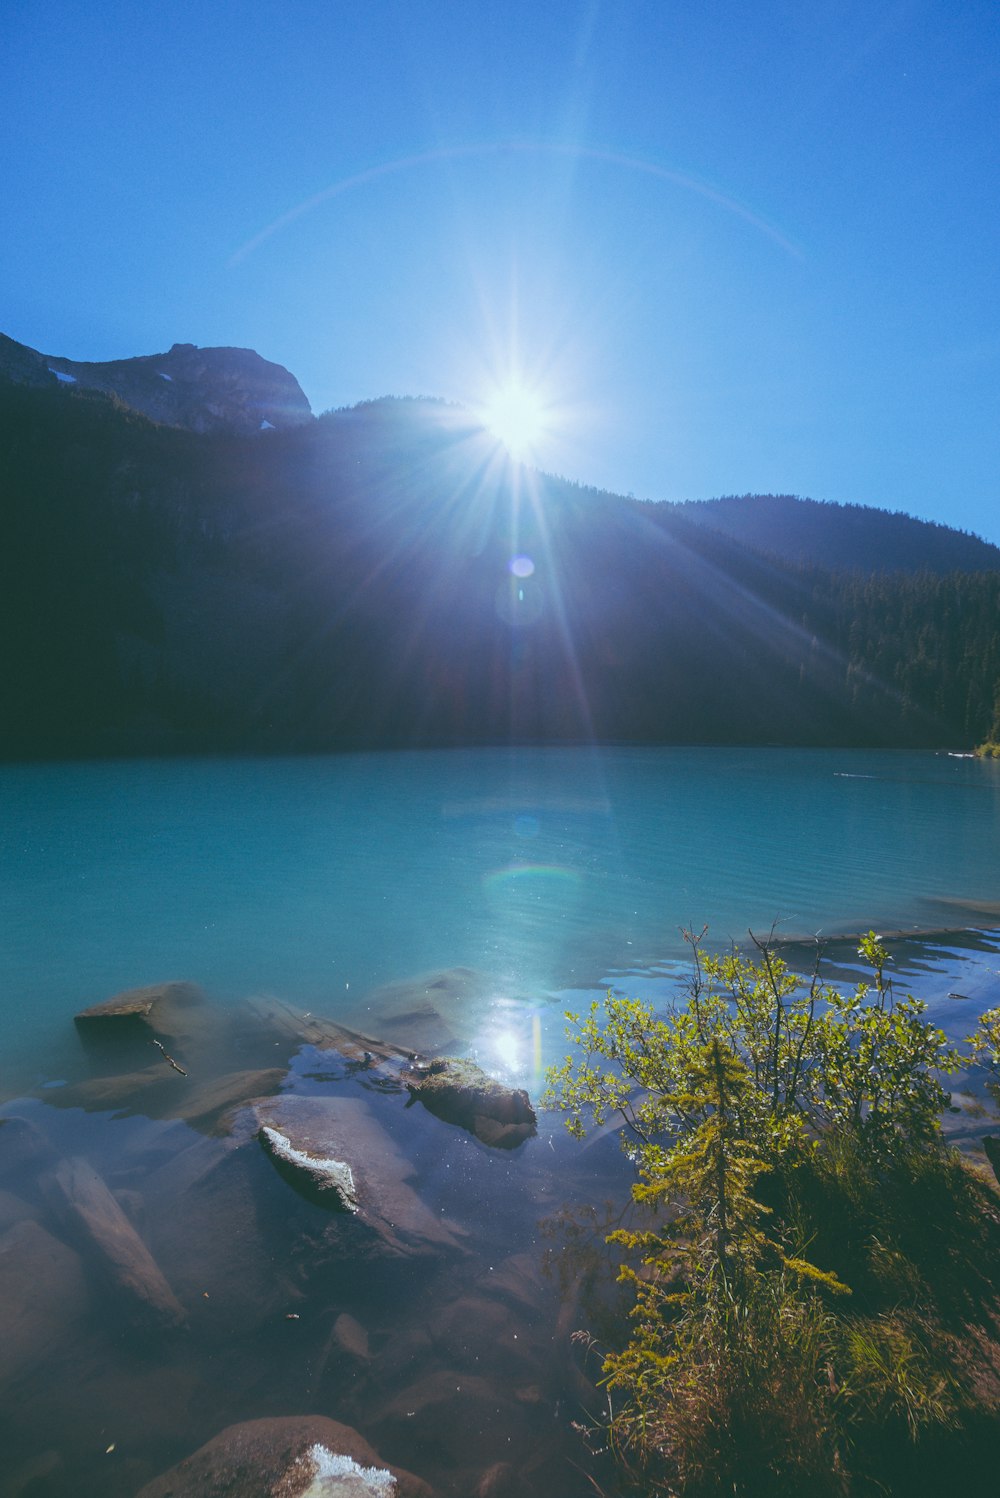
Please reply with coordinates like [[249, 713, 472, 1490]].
[[480, 382, 547, 461]]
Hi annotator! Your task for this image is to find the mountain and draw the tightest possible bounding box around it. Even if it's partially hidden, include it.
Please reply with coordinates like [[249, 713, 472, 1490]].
[[0, 332, 313, 435], [1, 363, 998, 760], [664, 493, 1000, 575]]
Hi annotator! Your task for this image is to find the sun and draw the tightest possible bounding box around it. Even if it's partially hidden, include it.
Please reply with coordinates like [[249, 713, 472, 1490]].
[[479, 382, 547, 461]]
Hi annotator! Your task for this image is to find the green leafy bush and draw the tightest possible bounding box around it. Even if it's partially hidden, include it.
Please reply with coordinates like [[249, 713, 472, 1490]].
[[544, 931, 989, 1495]]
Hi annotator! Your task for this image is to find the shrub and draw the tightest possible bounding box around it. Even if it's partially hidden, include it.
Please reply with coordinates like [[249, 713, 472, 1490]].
[[544, 930, 975, 1494]]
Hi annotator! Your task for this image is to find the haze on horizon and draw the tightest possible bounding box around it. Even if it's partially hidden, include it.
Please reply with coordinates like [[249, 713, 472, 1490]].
[[4, 1, 998, 544]]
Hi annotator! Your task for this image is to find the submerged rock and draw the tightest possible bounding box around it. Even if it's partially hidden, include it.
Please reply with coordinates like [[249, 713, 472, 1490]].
[[134, 1414, 432, 1498], [43, 1064, 177, 1115], [405, 1058, 537, 1149], [139, 1143, 288, 1329], [0, 1186, 34, 1232], [475, 1464, 518, 1498], [476, 1252, 549, 1315], [0, 1113, 55, 1180], [238, 995, 415, 1082], [248, 1094, 465, 1255], [74, 980, 211, 1068], [172, 1068, 289, 1133], [46, 1065, 288, 1134], [75, 979, 201, 1033], [429, 1294, 537, 1380], [358, 967, 494, 1054], [46, 1155, 187, 1327], [0, 1218, 89, 1384], [371, 1369, 530, 1471], [331, 1311, 371, 1362]]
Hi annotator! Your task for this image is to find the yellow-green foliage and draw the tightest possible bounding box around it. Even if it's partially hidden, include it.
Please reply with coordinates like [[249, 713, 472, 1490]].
[[544, 931, 971, 1495]]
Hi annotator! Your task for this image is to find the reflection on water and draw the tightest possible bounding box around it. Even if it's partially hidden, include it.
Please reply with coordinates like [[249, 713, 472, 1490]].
[[2, 749, 1000, 1492]]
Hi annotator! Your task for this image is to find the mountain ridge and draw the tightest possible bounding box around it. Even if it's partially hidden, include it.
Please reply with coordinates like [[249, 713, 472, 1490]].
[[3, 329, 997, 572], [0, 331, 313, 436], [2, 362, 998, 761]]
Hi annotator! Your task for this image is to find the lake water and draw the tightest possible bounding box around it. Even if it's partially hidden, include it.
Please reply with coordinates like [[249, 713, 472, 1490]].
[[3, 747, 1000, 1087], [2, 747, 1000, 1496]]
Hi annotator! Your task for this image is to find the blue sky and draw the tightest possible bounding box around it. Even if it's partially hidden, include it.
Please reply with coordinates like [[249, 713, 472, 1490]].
[[4, 1, 999, 541]]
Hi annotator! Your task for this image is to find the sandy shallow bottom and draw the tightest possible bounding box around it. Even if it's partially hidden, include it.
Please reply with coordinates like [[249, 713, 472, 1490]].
[[2, 931, 999, 1498]]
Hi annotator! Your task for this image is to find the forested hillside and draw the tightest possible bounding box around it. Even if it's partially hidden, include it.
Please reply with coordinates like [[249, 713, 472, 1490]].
[[667, 492, 1000, 574], [2, 379, 998, 759]]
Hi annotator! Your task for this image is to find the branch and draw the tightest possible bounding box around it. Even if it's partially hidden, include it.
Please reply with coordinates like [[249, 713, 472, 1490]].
[[151, 1039, 187, 1076]]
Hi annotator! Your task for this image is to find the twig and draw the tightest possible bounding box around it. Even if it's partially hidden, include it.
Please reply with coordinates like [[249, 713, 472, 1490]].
[[152, 1039, 187, 1076]]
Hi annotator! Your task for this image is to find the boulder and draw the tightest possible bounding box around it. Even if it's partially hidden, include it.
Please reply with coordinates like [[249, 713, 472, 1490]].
[[134, 1414, 432, 1498], [74, 981, 208, 1066], [46, 1155, 187, 1327], [249, 1095, 464, 1256], [405, 1059, 536, 1149]]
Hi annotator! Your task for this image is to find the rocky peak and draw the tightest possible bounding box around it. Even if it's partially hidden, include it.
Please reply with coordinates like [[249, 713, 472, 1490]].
[[0, 332, 313, 435]]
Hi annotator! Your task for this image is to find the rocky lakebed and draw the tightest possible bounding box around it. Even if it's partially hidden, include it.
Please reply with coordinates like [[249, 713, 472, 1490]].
[[0, 972, 632, 1498]]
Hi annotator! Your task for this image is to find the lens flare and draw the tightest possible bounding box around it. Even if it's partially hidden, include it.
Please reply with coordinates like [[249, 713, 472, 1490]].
[[479, 383, 549, 461]]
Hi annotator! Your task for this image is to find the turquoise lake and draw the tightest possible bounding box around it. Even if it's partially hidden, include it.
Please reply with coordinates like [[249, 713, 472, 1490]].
[[3, 746, 1000, 1091]]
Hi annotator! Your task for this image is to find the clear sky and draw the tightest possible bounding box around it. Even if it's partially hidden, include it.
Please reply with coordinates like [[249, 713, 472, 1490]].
[[4, 1, 999, 541]]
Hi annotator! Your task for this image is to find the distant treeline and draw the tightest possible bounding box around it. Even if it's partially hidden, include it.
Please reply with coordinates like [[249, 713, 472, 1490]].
[[2, 379, 999, 759]]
